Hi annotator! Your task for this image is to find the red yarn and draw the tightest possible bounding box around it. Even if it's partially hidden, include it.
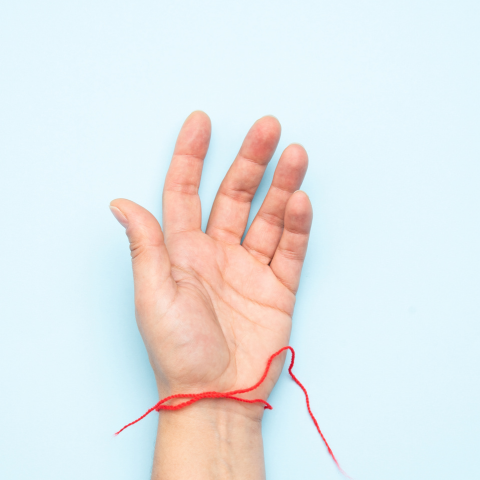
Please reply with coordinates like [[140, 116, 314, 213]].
[[115, 346, 350, 478]]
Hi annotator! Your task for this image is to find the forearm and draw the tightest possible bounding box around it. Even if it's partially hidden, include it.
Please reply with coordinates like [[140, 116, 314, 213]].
[[152, 399, 266, 480]]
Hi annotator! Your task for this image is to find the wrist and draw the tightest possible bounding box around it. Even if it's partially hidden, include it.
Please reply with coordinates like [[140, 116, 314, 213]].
[[152, 400, 265, 480]]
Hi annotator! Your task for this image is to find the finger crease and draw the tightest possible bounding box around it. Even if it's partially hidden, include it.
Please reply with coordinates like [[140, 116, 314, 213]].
[[208, 225, 242, 244], [257, 210, 284, 228], [164, 184, 199, 196], [242, 244, 272, 264], [172, 153, 205, 162], [284, 227, 309, 236], [271, 184, 297, 195], [219, 188, 254, 204], [237, 153, 270, 167], [276, 246, 305, 261]]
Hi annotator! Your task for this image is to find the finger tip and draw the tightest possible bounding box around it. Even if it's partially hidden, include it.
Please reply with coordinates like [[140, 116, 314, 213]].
[[254, 115, 281, 137], [186, 110, 212, 128], [288, 190, 313, 223], [110, 198, 132, 209], [283, 143, 309, 169], [109, 199, 147, 220], [288, 143, 308, 158], [176, 111, 212, 154], [248, 116, 281, 152], [261, 114, 282, 131], [264, 113, 281, 123], [109, 198, 123, 209], [292, 189, 310, 200], [109, 205, 129, 228]]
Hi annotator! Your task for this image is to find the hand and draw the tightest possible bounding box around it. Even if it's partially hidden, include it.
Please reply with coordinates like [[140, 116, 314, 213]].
[[110, 112, 312, 479]]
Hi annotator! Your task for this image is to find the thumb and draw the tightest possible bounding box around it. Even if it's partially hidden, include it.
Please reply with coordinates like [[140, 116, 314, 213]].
[[109, 198, 176, 316]]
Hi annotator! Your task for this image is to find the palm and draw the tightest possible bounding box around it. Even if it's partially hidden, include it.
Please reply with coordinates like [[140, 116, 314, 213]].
[[159, 230, 294, 396], [111, 112, 312, 404]]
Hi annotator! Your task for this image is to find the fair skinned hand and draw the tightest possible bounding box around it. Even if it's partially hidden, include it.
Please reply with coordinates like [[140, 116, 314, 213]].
[[110, 112, 312, 479]]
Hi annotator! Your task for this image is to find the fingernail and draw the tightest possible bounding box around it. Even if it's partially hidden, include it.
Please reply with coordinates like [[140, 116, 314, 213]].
[[109, 206, 129, 228]]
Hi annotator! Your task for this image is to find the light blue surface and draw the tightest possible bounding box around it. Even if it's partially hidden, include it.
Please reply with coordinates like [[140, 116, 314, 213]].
[[1, 1, 479, 478]]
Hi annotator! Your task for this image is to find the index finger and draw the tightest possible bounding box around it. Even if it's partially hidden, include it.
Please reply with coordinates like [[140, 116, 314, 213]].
[[163, 111, 211, 236]]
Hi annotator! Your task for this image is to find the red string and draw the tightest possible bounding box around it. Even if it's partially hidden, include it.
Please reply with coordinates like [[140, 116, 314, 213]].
[[115, 346, 351, 478]]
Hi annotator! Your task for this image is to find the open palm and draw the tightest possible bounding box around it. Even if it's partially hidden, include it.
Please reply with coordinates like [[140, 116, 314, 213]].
[[110, 112, 312, 412]]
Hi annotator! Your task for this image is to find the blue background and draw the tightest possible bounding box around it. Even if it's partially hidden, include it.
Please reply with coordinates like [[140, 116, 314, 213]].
[[1, 1, 479, 479]]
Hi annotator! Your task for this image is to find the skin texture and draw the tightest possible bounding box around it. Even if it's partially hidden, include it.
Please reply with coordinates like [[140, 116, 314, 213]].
[[110, 111, 313, 479]]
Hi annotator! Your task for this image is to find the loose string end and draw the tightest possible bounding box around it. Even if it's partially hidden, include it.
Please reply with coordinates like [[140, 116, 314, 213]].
[[114, 403, 161, 436]]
